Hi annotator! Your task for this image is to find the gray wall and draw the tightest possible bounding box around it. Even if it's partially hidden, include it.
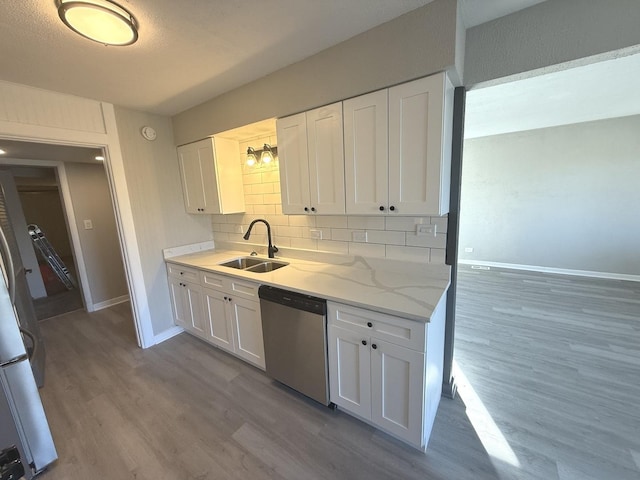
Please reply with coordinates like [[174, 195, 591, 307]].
[[465, 0, 640, 86], [65, 163, 129, 304], [172, 0, 462, 145], [459, 115, 640, 276], [114, 107, 213, 335]]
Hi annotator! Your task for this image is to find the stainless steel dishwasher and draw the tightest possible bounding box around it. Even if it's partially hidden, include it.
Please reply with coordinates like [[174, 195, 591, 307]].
[[258, 285, 330, 406]]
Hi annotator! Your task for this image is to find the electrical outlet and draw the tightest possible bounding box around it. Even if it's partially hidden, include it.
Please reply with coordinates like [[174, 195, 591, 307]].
[[310, 229, 322, 240], [352, 231, 367, 242], [464, 247, 474, 253], [83, 219, 93, 230], [416, 224, 436, 236]]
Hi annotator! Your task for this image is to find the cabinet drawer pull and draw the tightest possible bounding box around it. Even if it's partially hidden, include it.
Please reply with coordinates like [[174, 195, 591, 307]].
[[362, 340, 367, 346], [367, 322, 373, 328], [372, 343, 378, 349], [379, 206, 385, 211], [311, 207, 316, 212], [389, 206, 395, 211], [304, 207, 309, 212]]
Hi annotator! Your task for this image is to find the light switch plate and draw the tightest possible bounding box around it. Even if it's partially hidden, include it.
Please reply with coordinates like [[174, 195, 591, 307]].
[[309, 229, 322, 240], [84, 219, 93, 230]]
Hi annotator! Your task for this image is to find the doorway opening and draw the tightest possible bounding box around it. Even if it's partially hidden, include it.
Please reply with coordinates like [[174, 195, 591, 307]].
[[452, 53, 640, 479]]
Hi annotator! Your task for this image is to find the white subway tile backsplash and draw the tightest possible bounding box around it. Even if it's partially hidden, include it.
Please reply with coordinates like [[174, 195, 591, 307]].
[[275, 225, 303, 238], [430, 216, 448, 233], [406, 232, 447, 249], [245, 194, 264, 205], [290, 237, 318, 250], [288, 215, 316, 227], [253, 204, 276, 215], [262, 171, 280, 183], [348, 216, 385, 230], [316, 216, 348, 228], [244, 172, 262, 185], [366, 230, 405, 246], [263, 193, 281, 204], [385, 216, 430, 231], [330, 228, 351, 242], [251, 183, 274, 194]]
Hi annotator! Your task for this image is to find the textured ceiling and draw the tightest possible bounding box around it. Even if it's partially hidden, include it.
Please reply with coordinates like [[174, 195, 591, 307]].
[[0, 1, 547, 117]]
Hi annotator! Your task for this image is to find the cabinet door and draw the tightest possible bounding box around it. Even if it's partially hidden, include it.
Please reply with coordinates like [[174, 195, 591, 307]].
[[202, 288, 234, 352], [306, 103, 346, 214], [370, 338, 425, 447], [388, 73, 449, 215], [184, 282, 206, 337], [277, 113, 311, 214], [328, 324, 371, 419], [230, 297, 265, 369], [177, 139, 218, 214], [344, 90, 389, 214], [168, 276, 189, 329]]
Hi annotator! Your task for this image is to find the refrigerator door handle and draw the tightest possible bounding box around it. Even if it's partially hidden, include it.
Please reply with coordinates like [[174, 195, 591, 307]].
[[18, 328, 38, 361], [0, 353, 28, 368], [0, 226, 15, 304]]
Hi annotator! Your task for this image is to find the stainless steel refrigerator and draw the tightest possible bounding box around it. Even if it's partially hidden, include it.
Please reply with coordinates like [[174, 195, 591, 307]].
[[0, 184, 57, 478]]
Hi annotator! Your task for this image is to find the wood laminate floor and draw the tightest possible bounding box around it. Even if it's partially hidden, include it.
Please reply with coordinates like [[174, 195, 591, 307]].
[[36, 267, 640, 480]]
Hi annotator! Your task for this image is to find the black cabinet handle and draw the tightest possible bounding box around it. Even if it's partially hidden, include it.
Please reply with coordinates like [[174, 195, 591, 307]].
[[379, 206, 385, 211], [389, 206, 395, 211], [224, 296, 227, 300], [180, 272, 184, 275], [311, 207, 316, 212], [228, 297, 232, 302], [367, 322, 373, 328], [362, 340, 367, 346], [304, 207, 309, 212], [372, 344, 378, 349]]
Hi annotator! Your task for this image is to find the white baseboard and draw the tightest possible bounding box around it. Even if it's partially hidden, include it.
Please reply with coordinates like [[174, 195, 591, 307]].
[[153, 326, 184, 345], [458, 260, 640, 283], [92, 295, 130, 311]]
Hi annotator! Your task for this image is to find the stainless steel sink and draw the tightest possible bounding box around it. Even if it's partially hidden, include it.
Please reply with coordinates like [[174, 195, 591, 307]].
[[218, 257, 289, 273], [219, 257, 265, 269], [245, 260, 289, 273]]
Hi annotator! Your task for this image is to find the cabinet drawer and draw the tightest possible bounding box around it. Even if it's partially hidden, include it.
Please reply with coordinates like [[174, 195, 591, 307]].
[[328, 302, 425, 352], [166, 263, 199, 283], [200, 271, 259, 301]]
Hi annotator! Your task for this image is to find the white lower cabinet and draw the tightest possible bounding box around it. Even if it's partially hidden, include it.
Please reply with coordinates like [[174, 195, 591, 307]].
[[328, 301, 444, 450], [202, 286, 265, 369], [167, 263, 265, 370], [167, 265, 206, 336]]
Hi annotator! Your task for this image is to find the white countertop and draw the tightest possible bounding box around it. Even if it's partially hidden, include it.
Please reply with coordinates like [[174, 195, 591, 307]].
[[165, 248, 450, 322]]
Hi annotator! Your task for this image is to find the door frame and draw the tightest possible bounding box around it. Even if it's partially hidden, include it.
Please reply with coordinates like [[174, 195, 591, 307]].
[[0, 104, 154, 348]]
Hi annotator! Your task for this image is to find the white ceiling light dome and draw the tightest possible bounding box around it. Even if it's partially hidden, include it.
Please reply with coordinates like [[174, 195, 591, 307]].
[[57, 0, 139, 46]]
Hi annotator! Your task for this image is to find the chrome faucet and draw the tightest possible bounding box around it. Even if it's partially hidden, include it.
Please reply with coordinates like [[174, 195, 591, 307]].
[[243, 219, 278, 258]]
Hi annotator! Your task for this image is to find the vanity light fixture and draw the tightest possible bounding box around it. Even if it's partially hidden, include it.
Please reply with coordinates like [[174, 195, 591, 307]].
[[245, 147, 258, 167], [260, 144, 275, 165], [0, 149, 5, 155], [245, 144, 277, 168], [95, 155, 105, 161], [57, 0, 139, 46]]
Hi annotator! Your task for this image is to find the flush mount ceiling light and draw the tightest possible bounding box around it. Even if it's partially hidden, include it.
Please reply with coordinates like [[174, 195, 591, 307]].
[[57, 0, 139, 46]]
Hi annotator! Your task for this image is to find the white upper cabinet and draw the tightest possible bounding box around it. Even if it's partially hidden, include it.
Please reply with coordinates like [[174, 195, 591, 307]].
[[388, 73, 453, 216], [177, 137, 245, 214], [276, 113, 311, 213], [343, 89, 389, 214], [343, 72, 453, 216], [277, 103, 345, 215]]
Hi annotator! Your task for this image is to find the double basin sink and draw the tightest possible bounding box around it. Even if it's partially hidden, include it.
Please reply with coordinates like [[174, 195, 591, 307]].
[[219, 256, 289, 274]]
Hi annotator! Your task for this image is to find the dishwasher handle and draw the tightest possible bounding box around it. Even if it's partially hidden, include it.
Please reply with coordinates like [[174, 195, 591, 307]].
[[258, 285, 326, 315]]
